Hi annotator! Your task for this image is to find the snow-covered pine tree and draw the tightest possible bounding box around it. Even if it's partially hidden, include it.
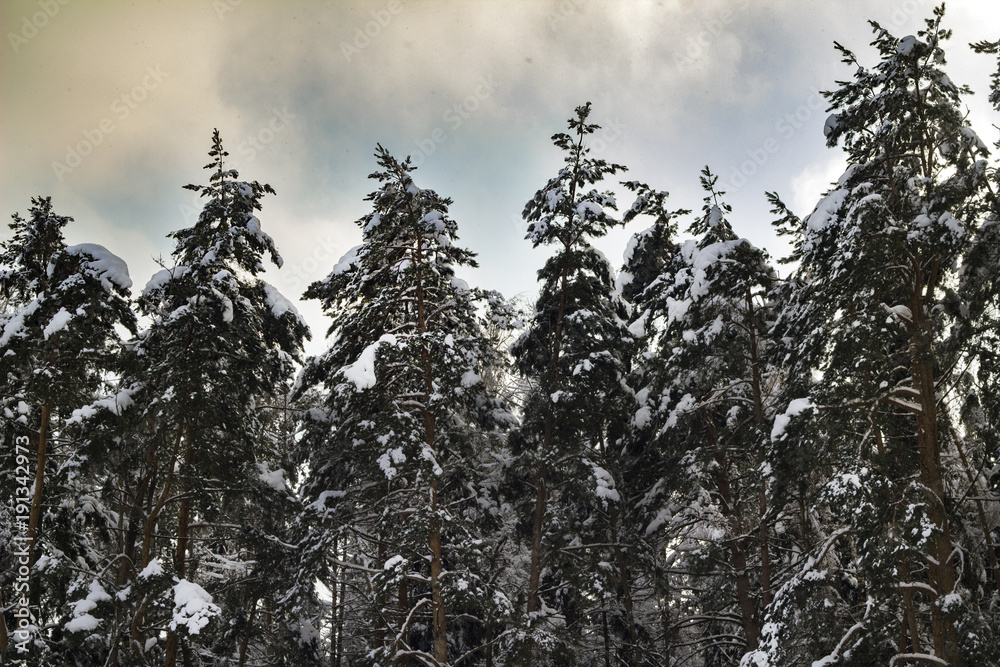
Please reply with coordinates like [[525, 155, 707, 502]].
[[509, 103, 647, 664], [0, 197, 136, 663], [295, 146, 515, 666], [615, 182, 694, 666], [625, 171, 779, 665], [746, 10, 997, 665], [956, 37, 1000, 601], [62, 131, 309, 666]]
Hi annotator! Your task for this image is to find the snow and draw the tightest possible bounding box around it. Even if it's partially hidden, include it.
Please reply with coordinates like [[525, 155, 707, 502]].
[[65, 614, 101, 633], [628, 309, 648, 338], [383, 554, 406, 571], [940, 592, 963, 613], [805, 187, 848, 233], [364, 212, 381, 233], [676, 238, 746, 303], [342, 334, 397, 390], [42, 307, 74, 339], [377, 447, 406, 480], [622, 231, 643, 265], [897, 35, 918, 55], [882, 303, 913, 321], [66, 384, 139, 424], [257, 463, 287, 491], [591, 463, 621, 503], [664, 393, 695, 429], [143, 265, 189, 298], [0, 298, 40, 346], [263, 283, 307, 326], [139, 558, 165, 579], [332, 245, 363, 275], [577, 200, 604, 219], [544, 187, 564, 210], [65, 243, 133, 291], [707, 205, 723, 228], [170, 579, 221, 636], [460, 369, 482, 387], [645, 507, 672, 535], [771, 397, 815, 441], [66, 580, 112, 633]]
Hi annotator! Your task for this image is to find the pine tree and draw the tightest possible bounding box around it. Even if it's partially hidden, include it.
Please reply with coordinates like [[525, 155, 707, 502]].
[[625, 171, 780, 664], [295, 146, 515, 666], [510, 103, 649, 664], [0, 196, 136, 664], [746, 9, 998, 665], [63, 131, 309, 666]]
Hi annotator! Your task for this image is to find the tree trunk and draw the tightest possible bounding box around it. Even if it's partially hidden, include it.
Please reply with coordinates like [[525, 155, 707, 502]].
[[238, 601, 256, 667], [0, 589, 9, 657], [707, 421, 760, 650], [429, 481, 447, 663], [609, 506, 641, 665], [165, 435, 195, 667], [415, 235, 448, 664], [337, 566, 345, 667], [900, 559, 923, 655], [746, 291, 773, 611], [26, 402, 52, 572], [908, 261, 962, 667]]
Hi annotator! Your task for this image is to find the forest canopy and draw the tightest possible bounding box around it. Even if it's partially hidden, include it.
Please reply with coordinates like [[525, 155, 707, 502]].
[[2, 7, 999, 667]]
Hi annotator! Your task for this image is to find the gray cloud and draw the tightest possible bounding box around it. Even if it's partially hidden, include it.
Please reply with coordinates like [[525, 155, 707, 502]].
[[3, 0, 997, 354]]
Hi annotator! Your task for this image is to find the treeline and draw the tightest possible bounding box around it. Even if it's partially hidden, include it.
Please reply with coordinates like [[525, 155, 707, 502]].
[[2, 9, 1000, 667]]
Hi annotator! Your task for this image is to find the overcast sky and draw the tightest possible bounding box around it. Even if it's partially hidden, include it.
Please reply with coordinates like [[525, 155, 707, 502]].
[[2, 0, 997, 354]]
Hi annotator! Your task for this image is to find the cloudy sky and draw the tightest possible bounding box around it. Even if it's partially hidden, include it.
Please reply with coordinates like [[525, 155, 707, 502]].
[[2, 0, 997, 353]]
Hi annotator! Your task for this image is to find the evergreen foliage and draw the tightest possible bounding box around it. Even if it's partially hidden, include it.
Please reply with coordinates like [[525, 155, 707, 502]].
[[2, 8, 998, 667]]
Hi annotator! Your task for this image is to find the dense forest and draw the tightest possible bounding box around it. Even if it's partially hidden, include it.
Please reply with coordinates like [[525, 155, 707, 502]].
[[2, 9, 999, 667]]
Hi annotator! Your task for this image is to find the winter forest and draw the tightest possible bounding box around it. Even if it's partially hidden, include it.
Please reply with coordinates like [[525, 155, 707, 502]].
[[2, 8, 1000, 667]]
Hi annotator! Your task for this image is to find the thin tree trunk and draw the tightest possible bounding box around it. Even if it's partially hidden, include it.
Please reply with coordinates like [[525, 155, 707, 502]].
[[707, 420, 760, 650], [331, 536, 338, 667], [524, 129, 583, 665], [238, 601, 256, 667], [0, 589, 8, 657], [745, 291, 773, 611], [164, 430, 193, 667], [26, 402, 52, 572], [337, 563, 345, 667], [952, 431, 1000, 594], [900, 559, 923, 655], [429, 482, 447, 663], [609, 505, 641, 665], [415, 234, 448, 664]]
